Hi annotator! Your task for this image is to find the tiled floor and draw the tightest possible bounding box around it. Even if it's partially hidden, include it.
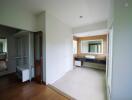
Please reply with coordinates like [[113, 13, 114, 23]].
[[52, 67, 106, 100]]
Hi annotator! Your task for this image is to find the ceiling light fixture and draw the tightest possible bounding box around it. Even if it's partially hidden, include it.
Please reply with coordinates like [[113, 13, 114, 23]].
[[124, 0, 128, 7], [79, 16, 83, 19]]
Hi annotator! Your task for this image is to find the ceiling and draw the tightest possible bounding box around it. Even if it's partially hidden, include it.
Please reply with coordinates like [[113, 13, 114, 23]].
[[73, 29, 108, 37], [0, 0, 109, 28]]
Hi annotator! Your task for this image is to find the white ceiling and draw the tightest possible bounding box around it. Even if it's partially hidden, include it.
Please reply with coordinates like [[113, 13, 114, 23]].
[[73, 29, 108, 37], [1, 0, 109, 28]]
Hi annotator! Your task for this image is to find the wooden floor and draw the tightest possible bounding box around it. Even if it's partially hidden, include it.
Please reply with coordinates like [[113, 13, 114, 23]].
[[0, 73, 68, 100]]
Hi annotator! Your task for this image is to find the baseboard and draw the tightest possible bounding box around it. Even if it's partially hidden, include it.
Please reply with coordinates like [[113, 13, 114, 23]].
[[42, 81, 46, 85], [31, 78, 46, 85], [48, 84, 76, 100]]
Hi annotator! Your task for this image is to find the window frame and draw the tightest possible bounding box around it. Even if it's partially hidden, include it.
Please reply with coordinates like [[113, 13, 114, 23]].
[[73, 40, 77, 54]]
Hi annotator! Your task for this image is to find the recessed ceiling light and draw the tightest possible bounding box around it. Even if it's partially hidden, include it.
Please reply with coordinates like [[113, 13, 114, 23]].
[[124, 0, 129, 7], [79, 16, 83, 19], [124, 2, 128, 7]]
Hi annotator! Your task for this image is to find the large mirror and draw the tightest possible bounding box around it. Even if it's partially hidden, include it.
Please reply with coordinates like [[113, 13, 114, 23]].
[[81, 39, 103, 54], [0, 37, 7, 71]]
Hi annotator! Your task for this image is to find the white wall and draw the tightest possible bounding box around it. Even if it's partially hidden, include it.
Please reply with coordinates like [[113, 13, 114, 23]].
[[36, 12, 73, 84], [0, 1, 36, 31], [73, 20, 107, 34], [107, 0, 114, 29], [45, 12, 73, 84], [110, 0, 132, 100]]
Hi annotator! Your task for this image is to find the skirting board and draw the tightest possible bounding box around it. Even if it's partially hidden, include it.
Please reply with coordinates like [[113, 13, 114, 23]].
[[48, 84, 76, 100]]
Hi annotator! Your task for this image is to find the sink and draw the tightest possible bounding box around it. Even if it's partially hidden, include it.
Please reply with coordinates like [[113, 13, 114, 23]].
[[85, 55, 95, 59]]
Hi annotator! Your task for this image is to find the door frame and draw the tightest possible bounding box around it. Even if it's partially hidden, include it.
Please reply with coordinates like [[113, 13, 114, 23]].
[[34, 31, 43, 83]]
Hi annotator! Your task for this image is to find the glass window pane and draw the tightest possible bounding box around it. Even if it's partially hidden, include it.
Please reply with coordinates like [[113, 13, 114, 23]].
[[73, 40, 77, 54]]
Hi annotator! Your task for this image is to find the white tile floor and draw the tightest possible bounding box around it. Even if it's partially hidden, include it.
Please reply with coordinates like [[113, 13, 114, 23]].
[[52, 67, 106, 100]]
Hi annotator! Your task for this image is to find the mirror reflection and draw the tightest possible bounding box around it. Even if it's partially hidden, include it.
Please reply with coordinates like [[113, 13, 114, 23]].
[[81, 40, 103, 54], [0, 37, 7, 71]]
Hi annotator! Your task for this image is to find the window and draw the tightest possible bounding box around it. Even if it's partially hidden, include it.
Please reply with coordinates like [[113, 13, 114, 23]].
[[0, 42, 3, 52], [0, 39, 7, 53], [73, 40, 77, 54], [81, 40, 103, 54]]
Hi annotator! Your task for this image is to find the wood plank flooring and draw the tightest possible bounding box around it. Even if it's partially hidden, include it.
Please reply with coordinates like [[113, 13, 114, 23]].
[[0, 73, 68, 100]]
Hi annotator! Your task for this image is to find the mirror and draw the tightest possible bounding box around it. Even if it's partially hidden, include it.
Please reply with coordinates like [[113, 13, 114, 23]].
[[0, 38, 7, 53], [81, 40, 103, 54], [0, 37, 7, 71]]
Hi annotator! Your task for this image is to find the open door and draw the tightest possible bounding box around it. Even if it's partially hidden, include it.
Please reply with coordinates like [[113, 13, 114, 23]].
[[34, 31, 43, 83]]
